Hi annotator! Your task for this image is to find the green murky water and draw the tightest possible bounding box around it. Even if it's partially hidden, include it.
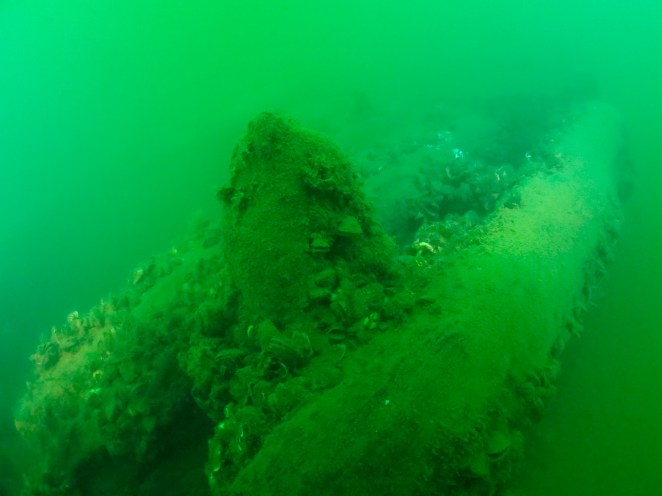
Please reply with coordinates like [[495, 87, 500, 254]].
[[1, 1, 661, 494]]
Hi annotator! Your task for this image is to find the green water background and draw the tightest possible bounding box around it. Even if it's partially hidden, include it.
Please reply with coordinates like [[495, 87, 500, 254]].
[[1, 1, 660, 493]]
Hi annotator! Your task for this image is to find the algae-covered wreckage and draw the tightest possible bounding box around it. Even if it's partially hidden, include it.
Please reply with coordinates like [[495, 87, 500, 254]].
[[15, 101, 625, 495]]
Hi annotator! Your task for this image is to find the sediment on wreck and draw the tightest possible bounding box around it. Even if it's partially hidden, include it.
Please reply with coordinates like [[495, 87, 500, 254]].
[[14, 103, 624, 496], [227, 103, 624, 496]]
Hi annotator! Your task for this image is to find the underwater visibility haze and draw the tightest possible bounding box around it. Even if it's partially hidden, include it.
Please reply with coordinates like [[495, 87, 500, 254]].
[[1, 1, 661, 495]]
